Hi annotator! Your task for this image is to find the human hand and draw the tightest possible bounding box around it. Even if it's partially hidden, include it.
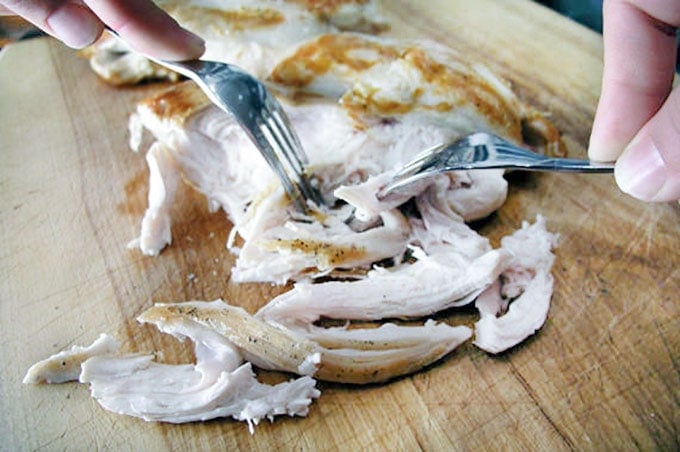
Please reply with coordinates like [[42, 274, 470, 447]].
[[0, 0, 205, 61], [588, 0, 679, 202]]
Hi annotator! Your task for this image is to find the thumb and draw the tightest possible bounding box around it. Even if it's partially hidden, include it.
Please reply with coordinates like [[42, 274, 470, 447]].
[[614, 86, 680, 202]]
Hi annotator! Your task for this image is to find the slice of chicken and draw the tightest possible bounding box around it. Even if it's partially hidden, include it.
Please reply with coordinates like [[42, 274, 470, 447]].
[[139, 300, 322, 376], [126, 141, 180, 255], [474, 215, 559, 353], [79, 301, 320, 431], [23, 334, 120, 384], [298, 321, 472, 384], [257, 246, 511, 325], [334, 167, 509, 225], [238, 209, 411, 282], [142, 300, 471, 384], [411, 185, 494, 259]]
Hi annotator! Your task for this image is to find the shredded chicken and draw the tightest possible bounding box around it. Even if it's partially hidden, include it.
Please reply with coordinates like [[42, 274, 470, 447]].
[[128, 34, 559, 282], [26, 4, 565, 431], [84, 304, 319, 431], [140, 300, 472, 384], [257, 246, 510, 325], [23, 334, 119, 384], [474, 216, 559, 353]]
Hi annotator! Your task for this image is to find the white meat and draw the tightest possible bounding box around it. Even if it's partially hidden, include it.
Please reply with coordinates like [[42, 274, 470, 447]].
[[257, 246, 511, 325], [140, 300, 472, 384], [86, 0, 387, 84], [28, 6, 567, 430], [236, 209, 411, 283], [126, 142, 180, 255], [23, 334, 120, 384], [79, 302, 320, 431], [474, 216, 560, 353]]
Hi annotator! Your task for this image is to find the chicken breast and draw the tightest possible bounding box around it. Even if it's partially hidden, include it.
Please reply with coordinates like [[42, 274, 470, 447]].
[[129, 31, 560, 282], [84, 0, 387, 85]]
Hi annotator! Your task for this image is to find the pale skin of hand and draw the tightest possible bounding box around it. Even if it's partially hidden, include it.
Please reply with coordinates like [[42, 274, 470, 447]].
[[589, 0, 679, 202], [0, 0, 205, 60]]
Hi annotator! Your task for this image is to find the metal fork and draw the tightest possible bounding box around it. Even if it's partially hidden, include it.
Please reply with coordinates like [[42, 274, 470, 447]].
[[107, 30, 322, 213], [379, 132, 615, 198]]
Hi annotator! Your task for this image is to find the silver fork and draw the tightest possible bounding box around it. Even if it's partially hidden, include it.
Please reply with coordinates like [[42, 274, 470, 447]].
[[379, 132, 615, 198], [107, 30, 322, 213]]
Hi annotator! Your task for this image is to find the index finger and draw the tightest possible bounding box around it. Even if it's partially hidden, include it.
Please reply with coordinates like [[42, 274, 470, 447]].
[[83, 0, 204, 60]]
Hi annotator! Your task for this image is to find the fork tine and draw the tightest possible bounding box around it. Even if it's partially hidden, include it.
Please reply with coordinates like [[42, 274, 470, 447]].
[[108, 26, 321, 213], [269, 118, 323, 205], [251, 125, 309, 213], [267, 99, 309, 167], [259, 101, 324, 207], [377, 146, 450, 200], [263, 112, 306, 178], [378, 136, 478, 199], [391, 142, 447, 178], [261, 118, 323, 208]]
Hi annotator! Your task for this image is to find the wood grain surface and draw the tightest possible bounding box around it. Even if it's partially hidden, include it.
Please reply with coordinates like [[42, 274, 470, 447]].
[[1, 0, 678, 449]]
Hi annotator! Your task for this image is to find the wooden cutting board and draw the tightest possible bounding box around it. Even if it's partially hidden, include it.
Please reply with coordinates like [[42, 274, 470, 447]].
[[1, 0, 678, 449]]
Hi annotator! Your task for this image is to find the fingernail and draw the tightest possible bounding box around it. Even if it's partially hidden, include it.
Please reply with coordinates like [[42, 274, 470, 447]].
[[166, 31, 205, 60], [184, 33, 206, 57], [615, 135, 667, 201], [47, 6, 100, 49], [587, 135, 626, 162]]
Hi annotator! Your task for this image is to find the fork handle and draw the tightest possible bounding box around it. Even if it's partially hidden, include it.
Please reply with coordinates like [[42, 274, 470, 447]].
[[505, 157, 615, 173], [484, 139, 614, 173]]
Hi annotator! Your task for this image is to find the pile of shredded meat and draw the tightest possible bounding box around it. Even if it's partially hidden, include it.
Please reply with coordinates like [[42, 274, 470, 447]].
[[26, 0, 562, 432]]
